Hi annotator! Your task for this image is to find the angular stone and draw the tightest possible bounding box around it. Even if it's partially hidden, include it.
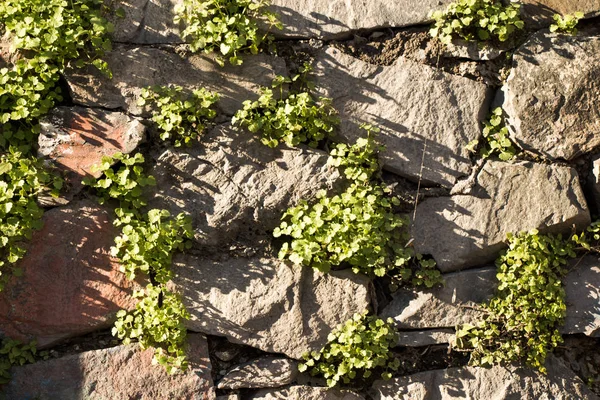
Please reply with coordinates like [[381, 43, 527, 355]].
[[65, 45, 287, 116], [1, 334, 215, 400], [109, 0, 183, 44], [520, 0, 600, 28], [149, 124, 343, 247], [502, 31, 600, 160], [38, 106, 145, 199], [217, 356, 298, 390], [313, 47, 491, 188], [563, 255, 600, 337], [396, 329, 456, 347], [412, 161, 590, 272], [171, 254, 372, 360], [0, 200, 137, 347], [268, 0, 454, 39], [250, 385, 366, 400], [370, 355, 599, 400], [381, 267, 497, 329]]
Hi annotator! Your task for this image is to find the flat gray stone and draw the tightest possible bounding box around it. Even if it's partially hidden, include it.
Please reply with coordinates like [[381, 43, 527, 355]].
[[218, 356, 298, 390], [502, 31, 600, 160], [314, 47, 491, 188], [250, 385, 366, 400], [171, 254, 372, 360], [370, 355, 599, 400], [149, 124, 343, 247], [412, 161, 590, 272], [268, 0, 454, 39], [563, 255, 600, 337], [65, 45, 287, 116], [109, 0, 183, 44], [520, 0, 600, 28]]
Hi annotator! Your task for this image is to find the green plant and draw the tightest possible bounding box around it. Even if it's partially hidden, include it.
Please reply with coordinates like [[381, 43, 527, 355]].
[[173, 0, 282, 66], [112, 209, 193, 283], [232, 65, 338, 148], [82, 152, 156, 210], [138, 85, 219, 147], [299, 311, 399, 387], [550, 12, 584, 34], [466, 107, 518, 161], [0, 338, 37, 384], [328, 124, 383, 183], [0, 148, 62, 291], [112, 284, 190, 374], [429, 0, 524, 45]]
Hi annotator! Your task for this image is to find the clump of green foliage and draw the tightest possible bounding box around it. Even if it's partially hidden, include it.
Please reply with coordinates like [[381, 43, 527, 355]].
[[0, 148, 62, 290], [112, 285, 190, 374], [174, 0, 282, 66], [455, 223, 600, 373], [429, 0, 524, 44], [0, 339, 38, 384], [329, 124, 383, 183], [138, 85, 219, 147], [550, 12, 584, 35], [232, 64, 338, 148], [299, 312, 400, 387], [82, 152, 156, 210], [466, 107, 518, 161]]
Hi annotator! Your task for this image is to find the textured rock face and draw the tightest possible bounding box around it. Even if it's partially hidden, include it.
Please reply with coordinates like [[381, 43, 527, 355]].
[[370, 356, 599, 400], [381, 267, 497, 329], [1, 334, 215, 400], [412, 161, 590, 272], [563, 255, 600, 337], [218, 356, 298, 389], [520, 0, 600, 27], [502, 32, 600, 160], [314, 47, 491, 188], [38, 106, 145, 198], [65, 45, 287, 116], [0, 200, 136, 347], [172, 254, 372, 359], [149, 125, 342, 247], [250, 385, 366, 400], [109, 0, 183, 44], [269, 0, 454, 39], [396, 329, 456, 347]]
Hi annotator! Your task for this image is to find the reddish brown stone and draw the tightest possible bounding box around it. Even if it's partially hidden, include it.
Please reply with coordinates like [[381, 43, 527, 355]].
[[38, 106, 145, 198], [2, 334, 215, 400], [0, 200, 137, 347]]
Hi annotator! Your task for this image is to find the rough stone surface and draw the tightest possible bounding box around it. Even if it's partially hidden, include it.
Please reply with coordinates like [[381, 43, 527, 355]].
[[381, 267, 496, 329], [1, 334, 215, 400], [172, 254, 372, 360], [442, 40, 505, 60], [314, 47, 491, 188], [502, 31, 600, 160], [0, 200, 137, 347], [65, 45, 287, 116], [38, 106, 145, 199], [520, 0, 600, 28], [250, 385, 366, 400], [149, 124, 343, 247], [217, 356, 298, 389], [396, 329, 456, 347], [109, 0, 183, 44], [589, 153, 600, 214], [563, 255, 600, 337], [412, 161, 590, 272], [370, 356, 599, 400], [268, 0, 454, 39]]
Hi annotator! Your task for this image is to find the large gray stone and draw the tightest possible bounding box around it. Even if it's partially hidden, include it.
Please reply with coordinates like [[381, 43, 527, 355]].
[[313, 47, 492, 188], [109, 0, 183, 44], [520, 0, 600, 28], [370, 355, 599, 400], [65, 45, 287, 116], [502, 31, 600, 160], [563, 255, 600, 337], [218, 356, 298, 389], [396, 329, 456, 347], [268, 0, 454, 39], [149, 124, 343, 247], [1, 334, 215, 400], [381, 267, 497, 329], [250, 385, 365, 400], [171, 254, 372, 360], [412, 161, 590, 272]]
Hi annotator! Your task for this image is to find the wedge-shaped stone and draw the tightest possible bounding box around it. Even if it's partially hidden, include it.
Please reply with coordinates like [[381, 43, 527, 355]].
[[172, 254, 372, 360], [313, 47, 491, 188], [109, 0, 183, 44], [412, 161, 590, 272], [218, 356, 298, 390], [563, 255, 600, 337], [250, 385, 365, 400]]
